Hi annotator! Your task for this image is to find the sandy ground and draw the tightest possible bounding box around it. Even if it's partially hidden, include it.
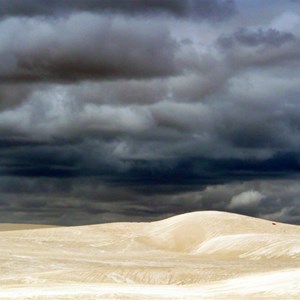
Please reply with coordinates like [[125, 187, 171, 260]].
[[0, 211, 299, 299], [0, 224, 58, 232]]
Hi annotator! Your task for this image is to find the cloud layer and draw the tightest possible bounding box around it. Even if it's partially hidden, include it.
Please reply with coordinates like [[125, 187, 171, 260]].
[[0, 0, 300, 225], [0, 0, 236, 20], [0, 14, 177, 81]]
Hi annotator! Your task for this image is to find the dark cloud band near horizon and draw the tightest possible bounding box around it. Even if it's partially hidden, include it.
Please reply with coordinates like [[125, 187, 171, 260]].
[[0, 0, 300, 225]]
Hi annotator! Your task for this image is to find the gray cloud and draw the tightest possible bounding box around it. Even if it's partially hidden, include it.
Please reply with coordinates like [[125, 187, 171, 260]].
[[0, 1, 300, 225], [217, 27, 300, 70], [218, 28, 296, 48], [0, 14, 177, 82], [0, 0, 236, 20], [1, 78, 300, 160], [0, 83, 37, 109]]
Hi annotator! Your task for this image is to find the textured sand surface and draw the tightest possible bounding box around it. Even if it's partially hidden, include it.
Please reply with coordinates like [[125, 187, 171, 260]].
[[0, 211, 299, 299]]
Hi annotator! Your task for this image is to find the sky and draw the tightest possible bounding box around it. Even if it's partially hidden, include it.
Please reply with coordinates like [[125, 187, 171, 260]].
[[0, 0, 300, 225]]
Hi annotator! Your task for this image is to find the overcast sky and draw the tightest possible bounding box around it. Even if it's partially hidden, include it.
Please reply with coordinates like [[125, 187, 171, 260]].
[[0, 0, 300, 225]]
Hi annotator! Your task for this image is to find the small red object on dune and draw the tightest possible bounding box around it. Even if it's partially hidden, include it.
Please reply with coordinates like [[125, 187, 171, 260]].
[[272, 222, 276, 225]]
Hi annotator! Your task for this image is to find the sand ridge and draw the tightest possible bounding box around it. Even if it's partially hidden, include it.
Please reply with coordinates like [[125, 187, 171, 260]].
[[0, 224, 59, 232], [0, 211, 299, 299]]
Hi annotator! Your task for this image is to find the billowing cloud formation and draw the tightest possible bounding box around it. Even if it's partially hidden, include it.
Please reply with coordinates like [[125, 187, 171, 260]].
[[217, 27, 300, 69], [0, 1, 300, 225], [0, 0, 236, 20], [0, 14, 177, 81]]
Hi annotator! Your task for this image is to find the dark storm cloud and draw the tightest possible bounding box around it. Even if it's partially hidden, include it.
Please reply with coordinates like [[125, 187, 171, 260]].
[[213, 96, 300, 151], [0, 14, 178, 82], [0, 0, 236, 20], [218, 28, 296, 48], [1, 82, 300, 162], [1, 176, 300, 225], [217, 27, 300, 69], [1, 137, 299, 184], [1, 1, 300, 225]]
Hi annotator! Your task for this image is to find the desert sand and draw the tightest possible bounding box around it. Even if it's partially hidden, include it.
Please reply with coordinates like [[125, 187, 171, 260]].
[[0, 224, 58, 232], [0, 211, 299, 299]]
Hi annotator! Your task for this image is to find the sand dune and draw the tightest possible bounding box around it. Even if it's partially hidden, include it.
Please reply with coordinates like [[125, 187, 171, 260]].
[[0, 211, 299, 299], [0, 224, 59, 232]]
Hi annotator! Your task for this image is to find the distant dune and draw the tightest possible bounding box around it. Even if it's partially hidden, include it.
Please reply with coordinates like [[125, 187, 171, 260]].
[[0, 211, 299, 299], [0, 224, 59, 232]]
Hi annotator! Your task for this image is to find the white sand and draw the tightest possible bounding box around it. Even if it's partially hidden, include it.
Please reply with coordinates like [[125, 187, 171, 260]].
[[0, 211, 299, 299]]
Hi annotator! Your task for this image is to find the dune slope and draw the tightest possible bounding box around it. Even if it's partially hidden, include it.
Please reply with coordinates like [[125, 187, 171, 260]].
[[0, 224, 59, 232], [0, 211, 299, 299]]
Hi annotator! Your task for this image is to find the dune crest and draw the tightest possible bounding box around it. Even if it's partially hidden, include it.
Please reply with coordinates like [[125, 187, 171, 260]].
[[142, 211, 300, 254], [0, 211, 299, 299]]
